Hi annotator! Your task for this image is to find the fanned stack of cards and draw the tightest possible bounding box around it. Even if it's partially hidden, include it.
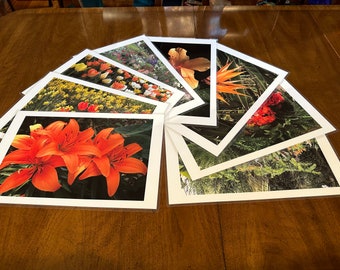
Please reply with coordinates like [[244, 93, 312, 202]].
[[0, 35, 339, 209]]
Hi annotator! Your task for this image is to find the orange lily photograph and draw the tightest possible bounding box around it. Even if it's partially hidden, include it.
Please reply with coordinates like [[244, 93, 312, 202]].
[[0, 111, 164, 209], [149, 37, 216, 120]]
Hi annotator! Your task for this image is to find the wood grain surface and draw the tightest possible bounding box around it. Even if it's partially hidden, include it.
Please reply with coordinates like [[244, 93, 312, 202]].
[[0, 6, 339, 269]]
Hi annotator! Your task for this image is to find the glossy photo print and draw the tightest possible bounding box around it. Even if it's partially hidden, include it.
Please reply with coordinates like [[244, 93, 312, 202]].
[[167, 80, 335, 180], [166, 43, 288, 156], [95, 35, 204, 116], [0, 111, 164, 209], [166, 131, 340, 205], [55, 49, 184, 110], [148, 36, 218, 126]]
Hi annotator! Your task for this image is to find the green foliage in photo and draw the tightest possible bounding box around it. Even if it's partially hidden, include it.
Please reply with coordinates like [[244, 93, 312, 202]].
[[186, 87, 322, 170], [180, 139, 339, 195]]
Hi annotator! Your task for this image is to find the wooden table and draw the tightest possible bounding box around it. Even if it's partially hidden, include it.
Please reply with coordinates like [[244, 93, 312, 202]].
[[0, 5, 339, 269]]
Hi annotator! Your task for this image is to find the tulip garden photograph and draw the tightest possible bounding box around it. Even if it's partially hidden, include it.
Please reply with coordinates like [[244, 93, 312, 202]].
[[25, 77, 157, 114], [60, 54, 174, 103]]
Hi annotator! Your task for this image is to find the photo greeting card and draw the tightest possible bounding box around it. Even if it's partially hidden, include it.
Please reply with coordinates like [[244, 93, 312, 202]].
[[95, 35, 205, 117], [166, 80, 336, 180], [165, 130, 340, 205], [0, 111, 164, 209], [148, 36, 218, 126], [166, 43, 288, 156]]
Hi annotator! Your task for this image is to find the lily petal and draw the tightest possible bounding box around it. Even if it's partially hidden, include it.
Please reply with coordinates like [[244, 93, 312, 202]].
[[106, 168, 120, 197], [71, 143, 101, 157], [32, 165, 61, 192], [0, 167, 35, 194], [78, 162, 101, 180], [125, 143, 143, 157], [41, 120, 66, 136], [0, 150, 33, 169], [94, 129, 124, 155], [61, 153, 80, 174], [115, 157, 147, 175], [182, 57, 211, 72], [93, 156, 111, 177], [180, 67, 198, 89], [76, 127, 95, 143], [11, 135, 34, 150], [67, 156, 91, 185]]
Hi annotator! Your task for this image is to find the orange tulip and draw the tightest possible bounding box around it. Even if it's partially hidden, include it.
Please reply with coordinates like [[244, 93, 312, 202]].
[[111, 81, 126, 90], [87, 104, 99, 112], [87, 68, 100, 77], [100, 63, 111, 71]]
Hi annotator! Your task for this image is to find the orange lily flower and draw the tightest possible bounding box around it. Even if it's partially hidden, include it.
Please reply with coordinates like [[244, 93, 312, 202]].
[[30, 121, 66, 140], [35, 119, 101, 175], [67, 128, 124, 185], [67, 156, 92, 185], [78, 129, 147, 197], [0, 136, 65, 194], [168, 47, 210, 89]]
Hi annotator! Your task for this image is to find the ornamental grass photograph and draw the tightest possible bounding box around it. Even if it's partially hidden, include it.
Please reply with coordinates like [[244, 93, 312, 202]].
[[0, 115, 153, 201], [180, 139, 339, 196]]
